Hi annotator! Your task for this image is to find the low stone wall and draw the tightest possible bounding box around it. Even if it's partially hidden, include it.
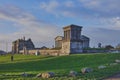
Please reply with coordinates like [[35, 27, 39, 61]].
[[40, 49, 69, 56], [20, 49, 69, 56], [108, 50, 120, 53], [40, 50, 60, 56], [28, 50, 41, 55], [83, 49, 120, 53], [83, 49, 108, 53]]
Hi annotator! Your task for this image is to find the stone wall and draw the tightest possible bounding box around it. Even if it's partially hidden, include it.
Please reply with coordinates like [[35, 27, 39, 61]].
[[83, 49, 108, 53], [70, 42, 83, 53], [28, 50, 41, 55], [40, 49, 69, 56], [20, 49, 69, 56], [62, 41, 71, 54]]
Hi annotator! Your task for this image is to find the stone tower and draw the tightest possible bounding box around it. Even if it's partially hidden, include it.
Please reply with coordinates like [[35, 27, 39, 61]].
[[62, 24, 84, 54], [55, 36, 63, 48]]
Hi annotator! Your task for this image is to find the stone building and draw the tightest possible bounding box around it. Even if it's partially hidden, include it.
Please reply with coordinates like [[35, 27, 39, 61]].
[[12, 37, 35, 53], [60, 24, 89, 54], [12, 24, 90, 56]]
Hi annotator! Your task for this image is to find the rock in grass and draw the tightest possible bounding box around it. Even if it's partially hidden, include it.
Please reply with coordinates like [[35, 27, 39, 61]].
[[98, 65, 106, 69], [21, 72, 28, 77], [41, 72, 55, 78], [48, 72, 55, 77], [110, 63, 118, 66], [69, 70, 78, 77], [81, 67, 93, 74], [36, 73, 42, 78], [115, 59, 120, 63]]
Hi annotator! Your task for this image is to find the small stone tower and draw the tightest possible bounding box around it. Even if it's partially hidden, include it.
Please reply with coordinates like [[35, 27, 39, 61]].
[[55, 36, 63, 48]]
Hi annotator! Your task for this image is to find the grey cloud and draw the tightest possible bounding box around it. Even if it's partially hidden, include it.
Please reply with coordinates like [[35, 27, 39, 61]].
[[83, 27, 120, 47]]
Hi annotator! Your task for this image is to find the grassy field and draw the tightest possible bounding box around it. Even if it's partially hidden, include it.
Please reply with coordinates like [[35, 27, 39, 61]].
[[0, 53, 120, 80]]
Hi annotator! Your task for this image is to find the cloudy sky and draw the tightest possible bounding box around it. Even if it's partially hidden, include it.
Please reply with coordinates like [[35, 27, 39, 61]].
[[0, 0, 120, 51]]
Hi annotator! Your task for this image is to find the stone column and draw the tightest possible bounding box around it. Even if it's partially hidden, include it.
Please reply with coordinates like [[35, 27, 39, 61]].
[[79, 30, 80, 38], [64, 31, 65, 40], [64, 31, 66, 40], [77, 30, 80, 40], [73, 30, 75, 39], [69, 30, 71, 39], [68, 30, 70, 40], [67, 31, 69, 40], [65, 31, 67, 40]]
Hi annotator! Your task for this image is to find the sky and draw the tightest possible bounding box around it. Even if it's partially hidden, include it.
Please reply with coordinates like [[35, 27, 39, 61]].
[[0, 0, 120, 51]]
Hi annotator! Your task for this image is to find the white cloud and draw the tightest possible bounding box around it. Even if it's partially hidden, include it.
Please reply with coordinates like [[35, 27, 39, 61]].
[[97, 17, 120, 30], [79, 0, 101, 8], [111, 17, 120, 28], [64, 1, 75, 7], [79, 0, 120, 17], [77, 0, 120, 30], [0, 5, 62, 51], [40, 0, 59, 15], [40, 0, 120, 18], [39, 0, 77, 17]]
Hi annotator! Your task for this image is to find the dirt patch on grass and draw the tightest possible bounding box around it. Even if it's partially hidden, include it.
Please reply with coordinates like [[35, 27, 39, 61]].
[[104, 72, 120, 80]]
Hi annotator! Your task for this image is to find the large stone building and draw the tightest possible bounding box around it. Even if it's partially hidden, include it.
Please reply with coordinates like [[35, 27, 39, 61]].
[[12, 24, 90, 55], [56, 24, 89, 54], [12, 37, 35, 53]]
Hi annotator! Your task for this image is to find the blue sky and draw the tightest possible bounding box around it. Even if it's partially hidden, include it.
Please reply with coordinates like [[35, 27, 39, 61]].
[[0, 0, 120, 51]]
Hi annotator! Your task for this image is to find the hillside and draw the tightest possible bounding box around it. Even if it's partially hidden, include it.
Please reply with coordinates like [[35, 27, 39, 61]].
[[0, 53, 120, 80]]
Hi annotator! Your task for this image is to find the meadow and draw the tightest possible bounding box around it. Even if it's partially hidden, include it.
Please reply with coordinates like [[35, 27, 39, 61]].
[[0, 53, 120, 80]]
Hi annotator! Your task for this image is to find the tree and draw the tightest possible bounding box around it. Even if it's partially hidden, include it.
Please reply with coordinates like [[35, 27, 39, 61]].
[[116, 43, 120, 50], [105, 45, 114, 50], [98, 43, 102, 48]]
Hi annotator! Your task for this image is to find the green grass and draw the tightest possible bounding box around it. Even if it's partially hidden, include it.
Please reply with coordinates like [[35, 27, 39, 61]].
[[0, 53, 120, 80]]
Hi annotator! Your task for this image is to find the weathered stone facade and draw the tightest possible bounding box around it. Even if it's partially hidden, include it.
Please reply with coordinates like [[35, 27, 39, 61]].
[[12, 24, 90, 56], [12, 37, 35, 53], [60, 24, 89, 54]]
